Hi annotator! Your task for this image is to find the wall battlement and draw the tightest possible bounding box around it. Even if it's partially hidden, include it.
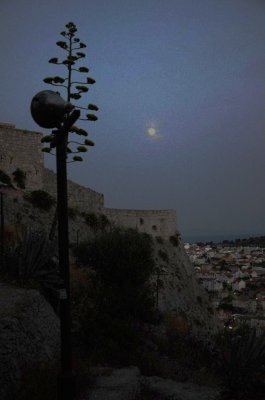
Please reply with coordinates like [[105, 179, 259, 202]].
[[0, 122, 177, 237]]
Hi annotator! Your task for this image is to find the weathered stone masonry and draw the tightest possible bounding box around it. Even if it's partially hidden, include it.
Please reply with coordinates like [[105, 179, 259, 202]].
[[0, 123, 177, 237], [0, 123, 43, 191], [104, 208, 177, 237]]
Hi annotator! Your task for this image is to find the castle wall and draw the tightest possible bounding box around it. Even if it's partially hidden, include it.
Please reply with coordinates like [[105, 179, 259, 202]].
[[104, 208, 177, 237], [0, 122, 177, 235], [0, 123, 43, 190], [43, 168, 104, 213]]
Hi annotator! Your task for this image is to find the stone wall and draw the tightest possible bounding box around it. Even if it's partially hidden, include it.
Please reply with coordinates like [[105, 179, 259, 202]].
[[43, 168, 104, 213], [104, 208, 177, 238], [0, 122, 178, 236], [0, 123, 43, 191]]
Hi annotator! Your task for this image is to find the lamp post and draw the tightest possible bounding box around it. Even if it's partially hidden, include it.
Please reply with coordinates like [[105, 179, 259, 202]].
[[31, 90, 80, 400]]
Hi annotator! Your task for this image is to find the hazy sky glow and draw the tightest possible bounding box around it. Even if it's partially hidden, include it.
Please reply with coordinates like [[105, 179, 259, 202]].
[[1, 0, 265, 238]]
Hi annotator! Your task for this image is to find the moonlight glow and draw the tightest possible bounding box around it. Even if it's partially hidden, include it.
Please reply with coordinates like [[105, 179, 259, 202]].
[[147, 127, 157, 136]]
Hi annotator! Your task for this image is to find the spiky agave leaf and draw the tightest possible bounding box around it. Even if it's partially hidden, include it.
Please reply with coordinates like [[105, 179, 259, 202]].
[[219, 329, 265, 392], [4, 230, 57, 281]]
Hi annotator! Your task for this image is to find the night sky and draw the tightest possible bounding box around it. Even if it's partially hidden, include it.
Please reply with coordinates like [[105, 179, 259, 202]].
[[1, 0, 265, 239]]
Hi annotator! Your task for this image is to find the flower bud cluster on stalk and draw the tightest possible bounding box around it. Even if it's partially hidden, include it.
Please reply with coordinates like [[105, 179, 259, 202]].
[[41, 22, 98, 162]]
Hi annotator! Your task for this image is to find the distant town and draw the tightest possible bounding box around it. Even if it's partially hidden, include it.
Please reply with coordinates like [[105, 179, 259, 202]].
[[185, 236, 265, 334]]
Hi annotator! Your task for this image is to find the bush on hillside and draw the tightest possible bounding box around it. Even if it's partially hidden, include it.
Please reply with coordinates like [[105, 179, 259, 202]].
[[169, 233, 180, 247], [24, 190, 55, 211], [83, 212, 110, 232], [72, 227, 156, 363], [12, 168, 26, 189], [0, 169, 12, 186]]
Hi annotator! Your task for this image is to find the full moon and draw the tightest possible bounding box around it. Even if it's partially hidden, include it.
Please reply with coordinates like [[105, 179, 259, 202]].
[[147, 127, 157, 136]]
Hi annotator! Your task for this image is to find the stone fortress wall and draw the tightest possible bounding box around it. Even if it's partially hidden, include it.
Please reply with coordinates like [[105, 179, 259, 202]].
[[0, 123, 43, 191], [104, 208, 177, 237], [0, 123, 177, 237], [43, 168, 104, 214]]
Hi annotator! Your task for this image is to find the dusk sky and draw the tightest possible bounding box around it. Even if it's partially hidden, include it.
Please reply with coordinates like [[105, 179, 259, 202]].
[[1, 0, 265, 239]]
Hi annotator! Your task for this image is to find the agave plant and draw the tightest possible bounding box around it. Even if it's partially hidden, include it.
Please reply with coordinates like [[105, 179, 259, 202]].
[[3, 230, 61, 291], [41, 21, 98, 161], [218, 328, 265, 397]]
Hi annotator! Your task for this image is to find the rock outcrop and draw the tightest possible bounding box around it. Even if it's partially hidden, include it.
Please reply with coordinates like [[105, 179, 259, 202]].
[[0, 284, 60, 400], [153, 239, 220, 336], [80, 367, 141, 400], [141, 375, 220, 400], [79, 367, 221, 400]]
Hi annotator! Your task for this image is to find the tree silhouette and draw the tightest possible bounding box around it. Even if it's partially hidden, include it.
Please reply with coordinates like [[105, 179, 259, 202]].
[[41, 21, 98, 162]]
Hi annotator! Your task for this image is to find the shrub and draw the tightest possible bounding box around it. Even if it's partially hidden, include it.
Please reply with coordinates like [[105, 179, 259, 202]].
[[98, 213, 110, 230], [162, 314, 215, 370], [0, 169, 12, 186], [74, 227, 155, 319], [12, 168, 26, 189], [169, 233, 180, 247], [68, 206, 78, 219], [73, 227, 156, 363], [83, 212, 99, 231], [82, 212, 110, 231], [158, 249, 169, 263], [156, 236, 164, 244], [24, 190, 55, 211]]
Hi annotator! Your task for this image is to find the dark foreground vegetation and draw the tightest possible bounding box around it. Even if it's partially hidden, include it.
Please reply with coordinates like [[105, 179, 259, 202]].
[[1, 227, 265, 400]]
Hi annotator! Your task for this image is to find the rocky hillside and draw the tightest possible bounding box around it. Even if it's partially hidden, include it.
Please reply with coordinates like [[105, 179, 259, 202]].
[[152, 237, 220, 336], [0, 283, 60, 400], [2, 186, 219, 337]]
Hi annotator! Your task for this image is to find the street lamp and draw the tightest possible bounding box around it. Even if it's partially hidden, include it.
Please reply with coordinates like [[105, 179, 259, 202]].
[[31, 90, 80, 400]]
